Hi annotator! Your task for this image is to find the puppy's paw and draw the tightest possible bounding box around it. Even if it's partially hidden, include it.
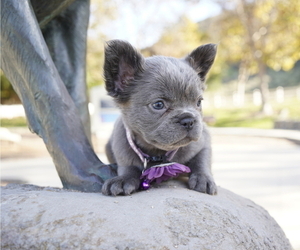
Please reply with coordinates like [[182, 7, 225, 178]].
[[102, 176, 140, 196], [188, 173, 217, 195]]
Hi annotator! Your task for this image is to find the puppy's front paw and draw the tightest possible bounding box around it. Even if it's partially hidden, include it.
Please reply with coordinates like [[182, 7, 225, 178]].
[[102, 176, 140, 196], [188, 173, 217, 195]]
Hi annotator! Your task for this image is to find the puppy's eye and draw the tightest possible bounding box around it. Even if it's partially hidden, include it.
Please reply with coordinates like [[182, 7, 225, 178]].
[[152, 101, 165, 110], [197, 98, 203, 107]]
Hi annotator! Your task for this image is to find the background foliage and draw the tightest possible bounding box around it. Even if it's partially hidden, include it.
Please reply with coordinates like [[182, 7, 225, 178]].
[[1, 0, 299, 127]]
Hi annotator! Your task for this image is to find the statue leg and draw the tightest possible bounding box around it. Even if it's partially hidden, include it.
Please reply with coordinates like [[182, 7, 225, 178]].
[[42, 0, 92, 141], [0, 0, 116, 192]]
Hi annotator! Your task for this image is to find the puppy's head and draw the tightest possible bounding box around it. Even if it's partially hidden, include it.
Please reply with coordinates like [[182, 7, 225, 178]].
[[104, 40, 217, 151]]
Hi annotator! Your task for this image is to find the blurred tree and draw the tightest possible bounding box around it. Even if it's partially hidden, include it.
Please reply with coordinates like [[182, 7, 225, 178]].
[[214, 0, 300, 114], [143, 16, 223, 89], [86, 0, 117, 88], [145, 16, 207, 57], [208, 9, 251, 105]]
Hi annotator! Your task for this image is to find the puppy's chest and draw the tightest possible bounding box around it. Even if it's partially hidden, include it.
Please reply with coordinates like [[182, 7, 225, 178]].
[[173, 144, 200, 164]]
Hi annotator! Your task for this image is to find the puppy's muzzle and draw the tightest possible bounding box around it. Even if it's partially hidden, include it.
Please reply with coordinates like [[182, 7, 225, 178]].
[[180, 117, 195, 130], [178, 113, 197, 131]]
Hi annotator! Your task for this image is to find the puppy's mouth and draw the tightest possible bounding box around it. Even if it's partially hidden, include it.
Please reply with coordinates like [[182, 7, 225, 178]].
[[172, 134, 198, 146], [150, 133, 199, 151]]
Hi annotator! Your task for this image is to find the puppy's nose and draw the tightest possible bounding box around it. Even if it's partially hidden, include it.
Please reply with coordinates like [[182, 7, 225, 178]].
[[180, 117, 195, 130]]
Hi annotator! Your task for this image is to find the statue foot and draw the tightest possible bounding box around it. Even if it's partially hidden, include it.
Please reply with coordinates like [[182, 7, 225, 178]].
[[61, 163, 118, 193]]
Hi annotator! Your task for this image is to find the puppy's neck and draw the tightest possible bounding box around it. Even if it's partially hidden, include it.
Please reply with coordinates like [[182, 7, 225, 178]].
[[122, 118, 184, 159], [133, 133, 166, 157], [123, 123, 167, 157]]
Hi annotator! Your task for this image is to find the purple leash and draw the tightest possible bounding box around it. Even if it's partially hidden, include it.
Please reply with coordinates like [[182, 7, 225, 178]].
[[124, 124, 191, 190]]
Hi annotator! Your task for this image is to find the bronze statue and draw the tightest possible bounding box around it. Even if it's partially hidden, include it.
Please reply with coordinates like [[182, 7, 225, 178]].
[[0, 0, 117, 192]]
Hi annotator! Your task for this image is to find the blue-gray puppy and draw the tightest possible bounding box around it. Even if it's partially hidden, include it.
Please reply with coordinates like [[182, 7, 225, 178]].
[[102, 40, 217, 196]]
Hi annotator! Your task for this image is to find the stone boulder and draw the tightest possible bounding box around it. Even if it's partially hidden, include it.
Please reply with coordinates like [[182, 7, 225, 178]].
[[1, 181, 292, 250]]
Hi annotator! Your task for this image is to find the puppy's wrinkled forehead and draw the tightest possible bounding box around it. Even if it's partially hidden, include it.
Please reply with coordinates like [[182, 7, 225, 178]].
[[140, 56, 203, 101]]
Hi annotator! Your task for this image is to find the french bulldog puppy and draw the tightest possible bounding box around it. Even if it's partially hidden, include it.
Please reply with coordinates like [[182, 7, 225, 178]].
[[102, 40, 217, 196]]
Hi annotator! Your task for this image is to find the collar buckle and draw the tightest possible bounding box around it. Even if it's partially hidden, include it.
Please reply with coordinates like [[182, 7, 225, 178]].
[[143, 158, 148, 169], [146, 155, 167, 163]]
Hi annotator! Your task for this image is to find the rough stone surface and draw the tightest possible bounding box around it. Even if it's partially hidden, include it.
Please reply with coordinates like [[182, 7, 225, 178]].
[[1, 181, 292, 250]]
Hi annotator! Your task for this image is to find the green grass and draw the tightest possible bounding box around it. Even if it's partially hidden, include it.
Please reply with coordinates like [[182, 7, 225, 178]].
[[272, 98, 300, 119], [204, 98, 300, 129], [214, 115, 273, 129], [0, 117, 28, 127]]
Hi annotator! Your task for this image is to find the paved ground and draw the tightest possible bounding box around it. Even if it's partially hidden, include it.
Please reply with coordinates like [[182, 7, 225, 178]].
[[1, 127, 300, 249]]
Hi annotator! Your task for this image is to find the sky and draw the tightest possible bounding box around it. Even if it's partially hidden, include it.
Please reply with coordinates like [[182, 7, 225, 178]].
[[186, 0, 222, 22], [93, 0, 221, 48]]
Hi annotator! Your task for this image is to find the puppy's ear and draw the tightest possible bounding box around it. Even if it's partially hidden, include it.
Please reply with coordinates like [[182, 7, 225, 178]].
[[185, 44, 217, 81], [104, 40, 144, 98]]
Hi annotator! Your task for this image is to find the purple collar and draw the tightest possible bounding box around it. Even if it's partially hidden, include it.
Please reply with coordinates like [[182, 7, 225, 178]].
[[124, 123, 191, 190]]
